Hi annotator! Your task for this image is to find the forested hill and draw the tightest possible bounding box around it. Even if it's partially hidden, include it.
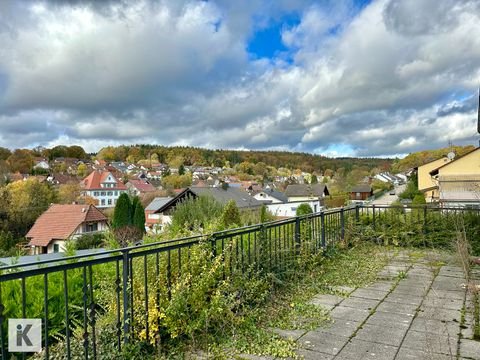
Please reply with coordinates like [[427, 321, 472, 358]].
[[96, 145, 393, 173], [391, 145, 476, 173]]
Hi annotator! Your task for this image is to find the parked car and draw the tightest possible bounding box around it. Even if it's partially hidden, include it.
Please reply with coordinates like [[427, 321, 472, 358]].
[[389, 189, 396, 195]]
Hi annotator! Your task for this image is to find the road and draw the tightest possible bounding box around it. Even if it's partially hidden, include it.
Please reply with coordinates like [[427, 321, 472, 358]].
[[369, 183, 406, 205]]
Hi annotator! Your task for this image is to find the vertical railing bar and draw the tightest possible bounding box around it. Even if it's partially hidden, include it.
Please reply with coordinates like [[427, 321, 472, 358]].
[[0, 282, 6, 359], [82, 267, 89, 359], [122, 250, 130, 345], [21, 277, 26, 360], [129, 258, 134, 336], [63, 270, 71, 359], [115, 261, 121, 352], [167, 250, 172, 300], [44, 274, 49, 360], [143, 255, 149, 344], [88, 265, 97, 360], [155, 251, 161, 349], [178, 248, 182, 278]]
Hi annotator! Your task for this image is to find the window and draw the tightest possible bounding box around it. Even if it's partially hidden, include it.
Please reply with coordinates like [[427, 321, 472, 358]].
[[86, 223, 98, 232], [108, 199, 112, 205], [107, 191, 112, 196], [101, 192, 106, 196], [53, 244, 59, 253], [94, 191, 99, 196], [114, 191, 118, 196], [101, 199, 105, 206]]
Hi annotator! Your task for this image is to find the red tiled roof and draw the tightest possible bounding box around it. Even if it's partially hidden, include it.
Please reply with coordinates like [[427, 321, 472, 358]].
[[128, 179, 156, 193], [26, 204, 108, 247], [82, 170, 127, 190]]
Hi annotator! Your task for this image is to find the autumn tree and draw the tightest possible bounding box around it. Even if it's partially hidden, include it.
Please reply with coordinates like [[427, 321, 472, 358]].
[[8, 149, 34, 173], [58, 182, 82, 204], [4, 179, 57, 238]]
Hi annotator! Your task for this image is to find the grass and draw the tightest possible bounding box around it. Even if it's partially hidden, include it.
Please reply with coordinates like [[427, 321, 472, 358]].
[[214, 242, 390, 358]]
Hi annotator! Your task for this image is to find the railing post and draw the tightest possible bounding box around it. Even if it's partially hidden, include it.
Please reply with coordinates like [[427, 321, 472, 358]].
[[122, 250, 130, 345], [320, 212, 326, 249], [372, 205, 376, 230], [340, 207, 345, 240], [355, 204, 360, 223], [295, 216, 301, 255]]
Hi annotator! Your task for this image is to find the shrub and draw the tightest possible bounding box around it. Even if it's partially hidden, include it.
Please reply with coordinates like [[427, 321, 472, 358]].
[[296, 203, 313, 216]]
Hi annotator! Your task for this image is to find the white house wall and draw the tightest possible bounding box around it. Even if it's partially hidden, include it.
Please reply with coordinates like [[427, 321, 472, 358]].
[[267, 200, 322, 217]]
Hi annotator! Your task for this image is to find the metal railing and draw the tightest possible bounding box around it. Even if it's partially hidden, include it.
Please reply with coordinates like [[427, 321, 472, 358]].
[[0, 204, 478, 359]]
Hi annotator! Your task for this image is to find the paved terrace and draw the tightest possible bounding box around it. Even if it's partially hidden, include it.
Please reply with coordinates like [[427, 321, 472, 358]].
[[253, 250, 480, 360]]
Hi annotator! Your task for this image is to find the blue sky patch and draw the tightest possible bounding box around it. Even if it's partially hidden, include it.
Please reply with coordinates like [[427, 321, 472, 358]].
[[247, 13, 300, 61]]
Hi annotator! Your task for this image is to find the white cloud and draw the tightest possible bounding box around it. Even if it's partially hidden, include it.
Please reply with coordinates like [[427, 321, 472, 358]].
[[0, 0, 478, 157]]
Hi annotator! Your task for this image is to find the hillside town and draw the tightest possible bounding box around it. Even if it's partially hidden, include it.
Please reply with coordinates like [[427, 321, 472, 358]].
[[0, 143, 477, 259]]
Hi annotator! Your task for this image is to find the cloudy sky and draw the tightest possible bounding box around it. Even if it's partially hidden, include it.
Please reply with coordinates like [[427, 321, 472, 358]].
[[0, 0, 479, 157]]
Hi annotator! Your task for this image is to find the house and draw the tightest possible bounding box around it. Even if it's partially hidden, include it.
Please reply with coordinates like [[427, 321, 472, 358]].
[[33, 158, 50, 170], [145, 197, 174, 232], [253, 188, 288, 204], [374, 172, 402, 184], [81, 170, 127, 208], [284, 184, 330, 203], [126, 179, 157, 196], [26, 204, 108, 254], [417, 157, 452, 202], [350, 184, 374, 202], [429, 148, 480, 207]]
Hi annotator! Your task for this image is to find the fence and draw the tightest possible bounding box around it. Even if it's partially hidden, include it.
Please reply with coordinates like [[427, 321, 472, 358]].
[[0, 204, 478, 359]]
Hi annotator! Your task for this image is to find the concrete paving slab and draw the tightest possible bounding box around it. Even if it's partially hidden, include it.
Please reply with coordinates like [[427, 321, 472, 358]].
[[340, 297, 379, 311], [391, 288, 428, 298], [401, 330, 457, 356], [417, 306, 462, 322], [350, 288, 389, 301], [375, 301, 417, 316], [329, 306, 371, 322], [308, 294, 344, 308], [410, 318, 461, 337], [298, 331, 348, 356], [294, 348, 334, 360], [365, 311, 413, 329], [395, 347, 454, 360], [383, 293, 424, 306], [355, 323, 408, 346], [335, 339, 398, 360], [421, 296, 464, 310], [317, 318, 361, 337], [459, 338, 480, 359], [426, 289, 465, 300], [364, 281, 395, 292]]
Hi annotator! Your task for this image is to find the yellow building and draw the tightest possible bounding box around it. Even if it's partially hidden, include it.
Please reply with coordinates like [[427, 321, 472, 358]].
[[417, 157, 451, 202], [430, 148, 480, 207]]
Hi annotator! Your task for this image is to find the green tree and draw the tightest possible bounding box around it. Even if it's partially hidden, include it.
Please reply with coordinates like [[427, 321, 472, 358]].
[[296, 203, 313, 216], [133, 201, 146, 234], [171, 195, 223, 232], [221, 200, 241, 229], [412, 194, 426, 205], [178, 164, 186, 175], [112, 193, 132, 229], [311, 174, 318, 184]]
